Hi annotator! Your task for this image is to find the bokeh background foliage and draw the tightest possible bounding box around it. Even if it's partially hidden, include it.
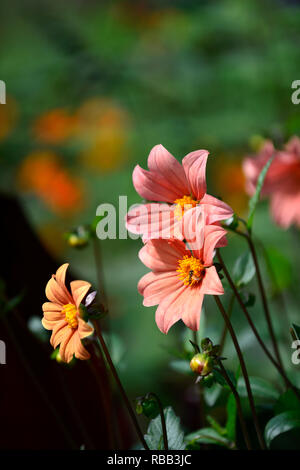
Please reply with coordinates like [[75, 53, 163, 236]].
[[1, 0, 300, 444]]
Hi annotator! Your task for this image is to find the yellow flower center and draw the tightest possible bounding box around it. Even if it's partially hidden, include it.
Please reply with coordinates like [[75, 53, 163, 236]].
[[62, 303, 79, 329], [177, 255, 205, 287], [173, 195, 198, 220]]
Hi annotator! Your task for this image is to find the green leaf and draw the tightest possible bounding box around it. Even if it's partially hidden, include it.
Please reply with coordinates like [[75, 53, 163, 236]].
[[185, 427, 234, 449], [292, 324, 300, 341], [237, 377, 280, 402], [275, 390, 300, 415], [264, 247, 292, 293], [144, 407, 185, 450], [207, 415, 226, 436], [265, 411, 300, 449], [226, 393, 237, 442], [203, 383, 222, 407], [233, 251, 256, 288], [213, 367, 237, 389], [247, 155, 274, 231]]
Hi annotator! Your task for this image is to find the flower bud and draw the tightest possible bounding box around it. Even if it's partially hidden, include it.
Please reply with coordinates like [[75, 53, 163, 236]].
[[190, 353, 213, 376], [65, 225, 90, 249]]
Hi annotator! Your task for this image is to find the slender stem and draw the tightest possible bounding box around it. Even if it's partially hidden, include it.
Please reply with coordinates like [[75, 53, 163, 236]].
[[246, 234, 283, 369], [93, 320, 149, 450], [147, 393, 168, 450], [217, 250, 300, 400], [214, 296, 266, 449], [88, 342, 115, 449], [219, 292, 235, 354], [217, 361, 252, 450]]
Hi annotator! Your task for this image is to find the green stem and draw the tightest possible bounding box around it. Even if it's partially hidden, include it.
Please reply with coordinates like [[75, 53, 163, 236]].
[[246, 234, 283, 370], [93, 320, 149, 450], [219, 292, 235, 354], [217, 250, 300, 400], [217, 360, 252, 450], [147, 393, 168, 450], [214, 296, 266, 449]]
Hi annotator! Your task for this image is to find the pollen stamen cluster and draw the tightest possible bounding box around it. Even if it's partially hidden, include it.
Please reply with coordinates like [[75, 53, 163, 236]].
[[174, 195, 198, 220], [177, 255, 205, 287], [63, 303, 79, 329]]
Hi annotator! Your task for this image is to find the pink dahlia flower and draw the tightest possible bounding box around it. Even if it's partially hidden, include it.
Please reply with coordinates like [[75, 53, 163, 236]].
[[243, 136, 300, 229], [126, 144, 233, 241], [138, 212, 225, 333]]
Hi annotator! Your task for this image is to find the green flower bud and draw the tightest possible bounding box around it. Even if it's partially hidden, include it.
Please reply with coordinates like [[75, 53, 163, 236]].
[[190, 353, 214, 376], [142, 398, 159, 419]]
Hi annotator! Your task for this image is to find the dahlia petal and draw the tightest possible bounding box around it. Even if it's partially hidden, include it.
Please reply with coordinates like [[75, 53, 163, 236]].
[[155, 285, 187, 333], [78, 317, 94, 339], [200, 194, 234, 224], [55, 263, 69, 288], [50, 321, 69, 348], [182, 150, 209, 200], [126, 203, 181, 240], [180, 289, 204, 331], [43, 311, 64, 322], [73, 333, 91, 361], [70, 280, 91, 309], [45, 277, 70, 305], [132, 165, 181, 203], [139, 239, 187, 272], [138, 271, 182, 307], [202, 224, 228, 265], [201, 266, 224, 295], [147, 144, 189, 195], [42, 302, 62, 312], [59, 328, 76, 363]]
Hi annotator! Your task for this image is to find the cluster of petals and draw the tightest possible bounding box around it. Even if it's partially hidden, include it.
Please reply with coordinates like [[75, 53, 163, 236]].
[[126, 144, 233, 241], [243, 136, 300, 229], [42, 263, 94, 362], [127, 144, 233, 333]]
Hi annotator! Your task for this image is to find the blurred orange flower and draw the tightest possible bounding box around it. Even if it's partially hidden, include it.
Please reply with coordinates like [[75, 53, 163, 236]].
[[213, 156, 247, 215], [17, 151, 84, 215], [75, 98, 130, 172], [33, 108, 77, 144], [0, 96, 18, 141]]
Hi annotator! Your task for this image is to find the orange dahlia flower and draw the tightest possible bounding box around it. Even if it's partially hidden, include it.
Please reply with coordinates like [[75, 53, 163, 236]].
[[42, 264, 94, 363]]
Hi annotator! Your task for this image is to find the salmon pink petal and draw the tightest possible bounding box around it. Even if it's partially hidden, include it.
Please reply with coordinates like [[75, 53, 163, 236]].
[[182, 150, 209, 200], [42, 302, 62, 312], [202, 224, 228, 265], [50, 320, 69, 348], [201, 266, 224, 295], [55, 263, 69, 288], [72, 332, 91, 360], [46, 277, 70, 305], [200, 194, 234, 224], [181, 289, 204, 331], [155, 285, 187, 333], [59, 328, 76, 363], [138, 271, 182, 307], [132, 165, 182, 203], [70, 280, 91, 308], [147, 145, 189, 195], [78, 317, 94, 339], [43, 310, 64, 323], [139, 239, 187, 272], [270, 191, 300, 229], [126, 203, 182, 241]]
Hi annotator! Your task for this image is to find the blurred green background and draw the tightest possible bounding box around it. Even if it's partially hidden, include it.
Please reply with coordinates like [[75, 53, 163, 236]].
[[1, 0, 300, 425]]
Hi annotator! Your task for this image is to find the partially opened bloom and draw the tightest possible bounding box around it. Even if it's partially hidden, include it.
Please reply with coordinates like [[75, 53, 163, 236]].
[[126, 144, 233, 241], [138, 209, 225, 333], [243, 136, 300, 228], [42, 264, 94, 363]]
